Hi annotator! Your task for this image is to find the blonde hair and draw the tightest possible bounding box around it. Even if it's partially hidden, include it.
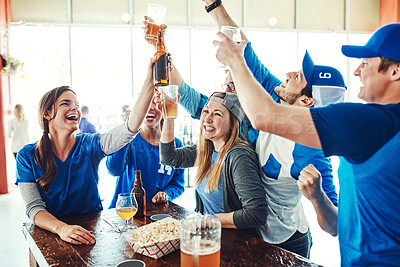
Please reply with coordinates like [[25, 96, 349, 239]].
[[14, 104, 25, 121], [194, 93, 247, 193]]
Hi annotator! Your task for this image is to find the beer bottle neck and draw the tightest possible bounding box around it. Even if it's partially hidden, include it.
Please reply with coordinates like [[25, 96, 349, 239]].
[[156, 31, 165, 52]]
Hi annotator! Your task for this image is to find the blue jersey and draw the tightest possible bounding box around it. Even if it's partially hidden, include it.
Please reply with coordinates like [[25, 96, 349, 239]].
[[16, 134, 105, 218], [106, 133, 185, 208], [311, 102, 400, 266]]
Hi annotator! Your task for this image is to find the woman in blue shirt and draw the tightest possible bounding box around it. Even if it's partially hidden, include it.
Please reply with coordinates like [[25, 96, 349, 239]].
[[16, 60, 155, 245], [106, 94, 185, 207]]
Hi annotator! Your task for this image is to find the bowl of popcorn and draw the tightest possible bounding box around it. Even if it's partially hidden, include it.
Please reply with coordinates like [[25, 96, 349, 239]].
[[122, 217, 180, 259]]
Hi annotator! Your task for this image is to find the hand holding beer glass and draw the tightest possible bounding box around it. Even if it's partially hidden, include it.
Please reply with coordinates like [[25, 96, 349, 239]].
[[160, 85, 178, 119], [217, 26, 242, 68], [180, 214, 221, 267], [145, 3, 167, 40], [116, 193, 138, 232]]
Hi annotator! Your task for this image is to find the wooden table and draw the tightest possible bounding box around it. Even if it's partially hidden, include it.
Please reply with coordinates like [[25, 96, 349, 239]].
[[22, 202, 320, 266]]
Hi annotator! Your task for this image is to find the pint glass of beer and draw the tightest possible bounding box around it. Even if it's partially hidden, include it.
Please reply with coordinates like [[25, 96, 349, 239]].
[[160, 85, 178, 119], [146, 3, 167, 39], [180, 214, 221, 267]]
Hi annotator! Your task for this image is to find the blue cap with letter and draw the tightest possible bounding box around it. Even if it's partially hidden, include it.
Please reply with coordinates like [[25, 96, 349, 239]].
[[302, 50, 347, 107], [341, 23, 400, 61]]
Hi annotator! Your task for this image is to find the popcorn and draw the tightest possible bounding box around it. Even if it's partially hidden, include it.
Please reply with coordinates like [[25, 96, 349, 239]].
[[122, 217, 181, 259]]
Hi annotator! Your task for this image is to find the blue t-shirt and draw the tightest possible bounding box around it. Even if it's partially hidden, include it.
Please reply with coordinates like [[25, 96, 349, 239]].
[[310, 102, 400, 266], [16, 134, 105, 218], [196, 152, 224, 214], [79, 117, 97, 134], [106, 133, 185, 208]]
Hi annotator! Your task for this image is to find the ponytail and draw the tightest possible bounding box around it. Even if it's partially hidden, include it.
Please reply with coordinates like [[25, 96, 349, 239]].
[[34, 86, 74, 194]]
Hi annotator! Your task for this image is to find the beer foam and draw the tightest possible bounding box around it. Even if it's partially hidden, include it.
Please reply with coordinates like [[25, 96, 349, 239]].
[[181, 240, 220, 256]]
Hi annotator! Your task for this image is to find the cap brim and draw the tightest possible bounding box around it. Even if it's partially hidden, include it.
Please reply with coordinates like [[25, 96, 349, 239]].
[[341, 45, 379, 59], [302, 50, 314, 89]]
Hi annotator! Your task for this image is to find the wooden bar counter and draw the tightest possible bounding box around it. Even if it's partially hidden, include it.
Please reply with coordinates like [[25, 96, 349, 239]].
[[22, 202, 320, 266]]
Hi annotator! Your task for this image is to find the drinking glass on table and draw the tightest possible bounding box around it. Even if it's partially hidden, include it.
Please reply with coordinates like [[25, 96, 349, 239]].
[[217, 26, 242, 68], [180, 214, 221, 267], [145, 3, 167, 40], [116, 193, 138, 232]]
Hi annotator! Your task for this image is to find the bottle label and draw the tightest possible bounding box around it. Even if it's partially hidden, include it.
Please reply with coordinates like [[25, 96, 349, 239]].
[[154, 54, 169, 86], [134, 193, 146, 219]]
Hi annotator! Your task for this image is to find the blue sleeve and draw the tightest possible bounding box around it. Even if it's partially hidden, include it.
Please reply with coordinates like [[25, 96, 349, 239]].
[[106, 143, 129, 176], [310, 103, 400, 164], [160, 138, 185, 200], [16, 144, 36, 184], [244, 42, 282, 103], [178, 81, 209, 120]]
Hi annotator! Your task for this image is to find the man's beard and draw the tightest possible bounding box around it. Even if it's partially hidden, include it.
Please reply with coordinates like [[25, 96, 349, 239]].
[[274, 87, 301, 105]]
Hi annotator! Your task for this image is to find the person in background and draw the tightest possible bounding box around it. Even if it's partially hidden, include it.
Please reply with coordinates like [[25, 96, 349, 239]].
[[106, 92, 185, 206], [16, 59, 155, 245], [78, 105, 97, 134], [214, 22, 400, 266], [160, 92, 268, 238], [8, 104, 30, 159]]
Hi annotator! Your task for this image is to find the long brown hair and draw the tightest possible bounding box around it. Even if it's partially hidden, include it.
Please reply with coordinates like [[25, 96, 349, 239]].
[[13, 104, 25, 121], [34, 86, 75, 194], [194, 94, 247, 193]]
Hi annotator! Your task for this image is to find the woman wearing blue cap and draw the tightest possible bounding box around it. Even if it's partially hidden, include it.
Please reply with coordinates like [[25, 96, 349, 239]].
[[160, 92, 268, 238], [215, 23, 400, 266]]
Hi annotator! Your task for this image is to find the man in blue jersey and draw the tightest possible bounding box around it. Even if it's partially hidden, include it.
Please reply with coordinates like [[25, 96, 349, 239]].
[[214, 22, 400, 266]]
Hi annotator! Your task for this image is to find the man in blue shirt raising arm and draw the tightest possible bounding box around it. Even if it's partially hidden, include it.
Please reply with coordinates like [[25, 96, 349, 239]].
[[214, 23, 400, 266]]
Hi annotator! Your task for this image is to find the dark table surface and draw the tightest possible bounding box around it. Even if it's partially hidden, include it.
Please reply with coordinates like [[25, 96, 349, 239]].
[[22, 201, 320, 267]]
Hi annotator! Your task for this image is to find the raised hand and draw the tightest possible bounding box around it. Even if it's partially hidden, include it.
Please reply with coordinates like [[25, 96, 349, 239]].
[[297, 164, 324, 202], [142, 16, 167, 48]]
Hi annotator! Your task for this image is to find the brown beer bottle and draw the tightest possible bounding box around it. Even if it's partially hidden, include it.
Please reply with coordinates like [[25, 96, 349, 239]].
[[153, 28, 169, 86], [131, 170, 146, 219]]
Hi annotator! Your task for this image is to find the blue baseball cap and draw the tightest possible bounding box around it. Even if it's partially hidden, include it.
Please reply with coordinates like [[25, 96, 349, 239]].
[[341, 23, 400, 61], [302, 50, 347, 107]]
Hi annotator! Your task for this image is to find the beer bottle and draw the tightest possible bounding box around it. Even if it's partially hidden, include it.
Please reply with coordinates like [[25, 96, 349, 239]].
[[153, 28, 169, 86], [131, 170, 146, 219]]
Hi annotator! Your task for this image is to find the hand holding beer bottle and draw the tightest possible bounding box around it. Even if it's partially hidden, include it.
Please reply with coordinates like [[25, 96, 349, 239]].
[[153, 28, 170, 86]]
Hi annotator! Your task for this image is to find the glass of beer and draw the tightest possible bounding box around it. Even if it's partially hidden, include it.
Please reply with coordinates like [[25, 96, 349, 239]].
[[160, 85, 178, 119], [180, 214, 221, 267], [116, 193, 138, 232], [146, 3, 167, 39], [216, 26, 242, 69], [220, 26, 242, 43]]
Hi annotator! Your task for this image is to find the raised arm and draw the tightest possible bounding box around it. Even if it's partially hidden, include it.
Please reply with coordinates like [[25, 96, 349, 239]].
[[100, 59, 155, 155], [160, 118, 197, 168], [298, 164, 338, 236], [214, 33, 321, 148], [127, 59, 155, 133], [202, 0, 248, 42]]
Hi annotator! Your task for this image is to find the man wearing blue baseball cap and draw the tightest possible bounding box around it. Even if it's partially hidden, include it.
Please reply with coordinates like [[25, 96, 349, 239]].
[[214, 22, 400, 266]]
